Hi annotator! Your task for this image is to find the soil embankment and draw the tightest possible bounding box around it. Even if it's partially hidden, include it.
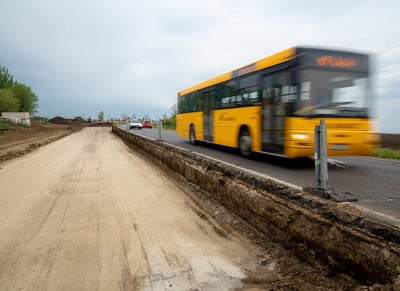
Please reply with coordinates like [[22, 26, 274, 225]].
[[0, 124, 80, 163], [381, 133, 400, 149]]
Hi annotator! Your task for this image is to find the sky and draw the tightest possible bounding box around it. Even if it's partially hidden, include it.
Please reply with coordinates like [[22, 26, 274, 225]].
[[0, 0, 399, 132]]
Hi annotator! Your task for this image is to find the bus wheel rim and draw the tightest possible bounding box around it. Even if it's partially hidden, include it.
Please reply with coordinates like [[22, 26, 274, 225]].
[[190, 127, 195, 144], [239, 135, 251, 154]]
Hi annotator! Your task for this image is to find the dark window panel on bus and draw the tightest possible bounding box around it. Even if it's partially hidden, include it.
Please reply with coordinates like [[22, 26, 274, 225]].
[[223, 81, 236, 98], [220, 86, 260, 108], [189, 92, 200, 112], [238, 73, 259, 89]]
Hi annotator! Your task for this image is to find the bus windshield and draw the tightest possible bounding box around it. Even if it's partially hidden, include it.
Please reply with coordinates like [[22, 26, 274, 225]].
[[294, 69, 370, 118]]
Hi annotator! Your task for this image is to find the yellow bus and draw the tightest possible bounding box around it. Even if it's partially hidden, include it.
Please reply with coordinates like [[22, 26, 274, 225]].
[[176, 47, 380, 158]]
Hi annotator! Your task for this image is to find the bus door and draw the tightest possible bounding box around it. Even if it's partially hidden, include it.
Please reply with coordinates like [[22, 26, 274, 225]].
[[261, 74, 286, 153], [203, 89, 215, 142]]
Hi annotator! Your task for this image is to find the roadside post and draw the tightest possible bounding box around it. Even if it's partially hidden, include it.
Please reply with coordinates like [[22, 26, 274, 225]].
[[314, 120, 328, 191], [305, 119, 357, 202], [157, 119, 163, 141]]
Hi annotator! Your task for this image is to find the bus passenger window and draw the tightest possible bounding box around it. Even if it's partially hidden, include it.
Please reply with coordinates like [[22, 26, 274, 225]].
[[223, 81, 236, 98], [274, 87, 281, 98], [221, 97, 230, 107], [190, 92, 200, 111], [249, 91, 258, 100], [289, 85, 297, 101], [199, 96, 204, 110], [282, 85, 290, 102], [300, 82, 311, 100]]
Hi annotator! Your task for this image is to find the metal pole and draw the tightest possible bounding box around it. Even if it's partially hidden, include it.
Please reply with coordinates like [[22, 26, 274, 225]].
[[319, 120, 328, 190], [314, 125, 321, 188], [158, 120, 162, 141], [314, 120, 328, 190]]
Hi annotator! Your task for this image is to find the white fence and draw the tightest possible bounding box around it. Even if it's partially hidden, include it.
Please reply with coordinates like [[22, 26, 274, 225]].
[[1, 112, 31, 126]]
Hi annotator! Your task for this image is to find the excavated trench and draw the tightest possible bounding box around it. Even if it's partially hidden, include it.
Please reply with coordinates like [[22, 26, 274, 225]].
[[112, 126, 400, 287]]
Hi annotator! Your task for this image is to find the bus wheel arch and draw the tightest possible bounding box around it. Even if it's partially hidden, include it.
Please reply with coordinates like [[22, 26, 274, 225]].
[[189, 124, 197, 145], [238, 126, 252, 158]]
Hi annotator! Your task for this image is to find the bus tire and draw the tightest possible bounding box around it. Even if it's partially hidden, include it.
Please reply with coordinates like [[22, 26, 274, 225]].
[[189, 125, 197, 145], [239, 129, 252, 158]]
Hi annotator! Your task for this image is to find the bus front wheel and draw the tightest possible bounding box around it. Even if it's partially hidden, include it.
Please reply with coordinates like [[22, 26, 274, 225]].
[[239, 129, 252, 158], [189, 125, 197, 145]]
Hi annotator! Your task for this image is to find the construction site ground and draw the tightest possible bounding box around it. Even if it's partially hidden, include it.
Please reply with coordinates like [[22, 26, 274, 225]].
[[0, 125, 397, 290]]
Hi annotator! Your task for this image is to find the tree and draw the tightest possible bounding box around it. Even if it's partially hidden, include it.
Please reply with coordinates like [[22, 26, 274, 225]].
[[0, 65, 39, 114], [171, 103, 177, 117], [11, 82, 38, 114], [162, 103, 177, 129], [98, 111, 104, 121], [0, 89, 20, 112], [121, 113, 129, 121], [0, 65, 14, 89]]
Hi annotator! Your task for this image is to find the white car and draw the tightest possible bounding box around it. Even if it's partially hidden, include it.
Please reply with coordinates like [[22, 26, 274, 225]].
[[128, 119, 143, 130]]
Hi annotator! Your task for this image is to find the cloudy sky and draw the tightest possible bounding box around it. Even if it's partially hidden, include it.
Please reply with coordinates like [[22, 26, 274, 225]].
[[1, 0, 399, 132]]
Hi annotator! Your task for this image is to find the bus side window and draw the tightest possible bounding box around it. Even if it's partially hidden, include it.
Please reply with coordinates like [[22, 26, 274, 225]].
[[215, 88, 221, 108], [189, 93, 193, 111], [223, 82, 236, 98], [287, 85, 298, 114], [300, 82, 311, 100], [198, 92, 204, 111], [221, 97, 230, 107], [209, 91, 216, 109], [239, 86, 258, 105], [249, 91, 259, 101], [180, 95, 189, 113]]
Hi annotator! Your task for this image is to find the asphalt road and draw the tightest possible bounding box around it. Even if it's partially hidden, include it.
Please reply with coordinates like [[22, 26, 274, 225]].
[[127, 126, 400, 223]]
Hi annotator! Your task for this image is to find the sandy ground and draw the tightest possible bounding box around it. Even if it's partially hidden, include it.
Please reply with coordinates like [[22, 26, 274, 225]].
[[0, 127, 362, 290]]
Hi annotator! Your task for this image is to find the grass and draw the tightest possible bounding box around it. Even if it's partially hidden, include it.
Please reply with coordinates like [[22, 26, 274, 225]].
[[373, 148, 400, 160], [0, 119, 31, 133], [0, 120, 13, 133], [162, 124, 175, 130], [152, 123, 175, 130]]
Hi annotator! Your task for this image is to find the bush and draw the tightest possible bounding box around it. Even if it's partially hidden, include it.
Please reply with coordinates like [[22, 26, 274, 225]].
[[373, 148, 400, 160], [162, 116, 176, 130]]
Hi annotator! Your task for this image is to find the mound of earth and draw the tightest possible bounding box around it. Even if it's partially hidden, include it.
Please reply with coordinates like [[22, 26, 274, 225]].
[[49, 116, 87, 124], [0, 122, 83, 163]]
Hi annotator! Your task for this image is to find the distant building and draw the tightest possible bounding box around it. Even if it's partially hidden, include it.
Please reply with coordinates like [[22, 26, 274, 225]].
[[1, 112, 31, 126]]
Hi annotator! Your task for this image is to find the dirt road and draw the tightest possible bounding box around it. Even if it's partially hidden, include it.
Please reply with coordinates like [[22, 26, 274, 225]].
[[0, 127, 360, 290]]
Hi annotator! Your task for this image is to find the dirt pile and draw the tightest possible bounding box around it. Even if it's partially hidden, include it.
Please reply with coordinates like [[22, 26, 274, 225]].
[[49, 116, 87, 124], [381, 133, 400, 149], [0, 123, 82, 163]]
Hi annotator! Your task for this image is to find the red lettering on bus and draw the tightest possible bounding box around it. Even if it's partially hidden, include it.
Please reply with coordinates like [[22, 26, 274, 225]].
[[316, 56, 359, 68]]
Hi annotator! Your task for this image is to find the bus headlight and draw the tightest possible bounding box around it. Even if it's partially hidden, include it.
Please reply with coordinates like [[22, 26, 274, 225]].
[[292, 133, 311, 140]]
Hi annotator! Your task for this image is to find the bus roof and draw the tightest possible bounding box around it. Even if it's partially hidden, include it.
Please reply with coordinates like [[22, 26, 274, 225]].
[[178, 47, 296, 96]]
